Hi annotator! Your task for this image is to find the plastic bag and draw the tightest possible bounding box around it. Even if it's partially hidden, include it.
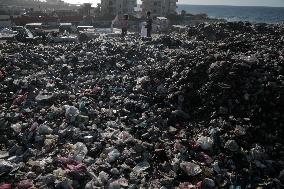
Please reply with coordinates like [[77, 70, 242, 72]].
[[197, 136, 213, 150], [141, 23, 147, 37], [180, 162, 202, 176], [73, 142, 88, 161]]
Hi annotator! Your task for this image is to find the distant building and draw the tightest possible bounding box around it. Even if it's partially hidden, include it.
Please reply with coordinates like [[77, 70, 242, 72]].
[[78, 3, 92, 16], [141, 0, 178, 17], [0, 0, 77, 13], [100, 0, 137, 16]]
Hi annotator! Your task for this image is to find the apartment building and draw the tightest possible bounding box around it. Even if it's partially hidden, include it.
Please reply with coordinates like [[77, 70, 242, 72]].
[[141, 0, 178, 16], [0, 0, 77, 13], [100, 0, 137, 16]]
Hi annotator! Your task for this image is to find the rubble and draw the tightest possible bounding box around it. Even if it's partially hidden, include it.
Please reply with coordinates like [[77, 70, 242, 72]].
[[0, 22, 283, 188], [224, 140, 239, 152], [180, 162, 202, 176]]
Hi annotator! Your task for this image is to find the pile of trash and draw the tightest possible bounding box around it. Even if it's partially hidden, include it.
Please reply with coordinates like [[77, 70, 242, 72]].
[[0, 28, 18, 40], [187, 22, 284, 41], [0, 22, 283, 188]]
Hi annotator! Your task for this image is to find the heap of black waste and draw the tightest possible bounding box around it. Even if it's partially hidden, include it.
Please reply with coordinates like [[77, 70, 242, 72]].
[[0, 22, 283, 188]]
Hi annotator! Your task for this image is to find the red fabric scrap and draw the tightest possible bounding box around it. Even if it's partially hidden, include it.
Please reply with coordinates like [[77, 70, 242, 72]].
[[0, 68, 7, 80], [57, 157, 79, 166], [66, 163, 87, 177], [0, 184, 12, 189], [13, 93, 28, 105]]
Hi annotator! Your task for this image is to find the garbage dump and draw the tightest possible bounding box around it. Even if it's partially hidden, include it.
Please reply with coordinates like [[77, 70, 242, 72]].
[[0, 22, 283, 188]]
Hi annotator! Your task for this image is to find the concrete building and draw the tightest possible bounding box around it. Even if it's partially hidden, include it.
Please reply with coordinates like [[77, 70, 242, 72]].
[[0, 0, 77, 13], [141, 0, 178, 17], [100, 0, 137, 16]]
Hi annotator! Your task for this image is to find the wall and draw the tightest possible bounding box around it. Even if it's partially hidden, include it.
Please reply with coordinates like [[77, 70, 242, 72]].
[[0, 15, 11, 28]]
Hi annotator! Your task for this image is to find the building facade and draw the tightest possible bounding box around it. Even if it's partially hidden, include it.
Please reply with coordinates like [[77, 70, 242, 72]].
[[141, 0, 178, 17], [100, 0, 137, 16], [0, 0, 77, 13]]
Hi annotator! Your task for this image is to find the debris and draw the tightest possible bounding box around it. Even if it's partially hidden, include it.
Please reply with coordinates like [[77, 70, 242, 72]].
[[224, 140, 239, 152], [197, 136, 214, 150], [180, 162, 202, 176], [0, 22, 283, 188]]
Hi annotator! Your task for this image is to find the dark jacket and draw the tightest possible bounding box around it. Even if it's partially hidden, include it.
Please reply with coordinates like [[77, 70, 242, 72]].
[[146, 16, 153, 29]]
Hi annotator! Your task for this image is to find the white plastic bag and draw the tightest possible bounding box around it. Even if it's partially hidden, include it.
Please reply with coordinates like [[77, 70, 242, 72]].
[[197, 136, 213, 150], [141, 22, 147, 37]]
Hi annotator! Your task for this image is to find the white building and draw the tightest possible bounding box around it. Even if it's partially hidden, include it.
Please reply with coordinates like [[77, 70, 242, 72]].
[[141, 0, 178, 17], [0, 0, 77, 13], [100, 0, 137, 16]]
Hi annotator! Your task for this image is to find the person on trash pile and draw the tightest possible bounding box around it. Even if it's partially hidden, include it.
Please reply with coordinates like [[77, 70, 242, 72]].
[[121, 14, 129, 37], [145, 11, 153, 38], [113, 14, 129, 37]]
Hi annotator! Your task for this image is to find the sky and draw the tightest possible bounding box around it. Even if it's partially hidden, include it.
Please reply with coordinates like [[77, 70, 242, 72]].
[[64, 0, 284, 7]]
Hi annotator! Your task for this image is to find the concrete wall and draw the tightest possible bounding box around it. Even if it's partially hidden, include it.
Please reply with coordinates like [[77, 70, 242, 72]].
[[0, 15, 11, 28]]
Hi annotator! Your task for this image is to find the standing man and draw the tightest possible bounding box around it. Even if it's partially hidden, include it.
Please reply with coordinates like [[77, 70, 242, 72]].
[[146, 11, 153, 38]]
